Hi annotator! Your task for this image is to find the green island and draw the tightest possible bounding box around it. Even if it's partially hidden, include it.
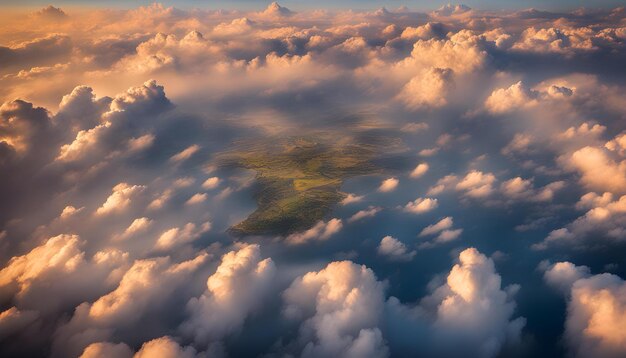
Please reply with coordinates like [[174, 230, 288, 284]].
[[218, 133, 401, 236]]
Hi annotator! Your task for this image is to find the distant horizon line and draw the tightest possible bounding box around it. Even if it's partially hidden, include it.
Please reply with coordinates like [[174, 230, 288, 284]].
[[1, 1, 624, 13]]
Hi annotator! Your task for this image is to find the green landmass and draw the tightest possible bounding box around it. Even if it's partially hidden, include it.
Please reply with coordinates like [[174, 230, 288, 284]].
[[218, 133, 400, 236]]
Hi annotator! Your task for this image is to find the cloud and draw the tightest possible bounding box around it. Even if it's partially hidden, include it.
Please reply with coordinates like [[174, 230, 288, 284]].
[[430, 248, 525, 357], [542, 261, 591, 294], [533, 193, 626, 249], [500, 177, 565, 203], [182, 244, 275, 345], [114, 217, 152, 241], [282, 260, 388, 358], [170, 144, 200, 164], [348, 206, 382, 223], [484, 81, 539, 114], [201, 177, 220, 190], [285, 219, 343, 245], [401, 122, 429, 133], [80, 342, 133, 358], [185, 193, 207, 205], [410, 163, 429, 178], [386, 247, 525, 357], [155, 222, 210, 250], [0, 99, 51, 153], [135, 336, 198, 358], [403, 197, 438, 214], [258, 2, 293, 19], [501, 133, 533, 156], [80, 336, 199, 358], [53, 252, 208, 357], [396, 67, 453, 110], [0, 307, 39, 339], [419, 217, 454, 236], [340, 193, 364, 205], [378, 177, 399, 192], [561, 146, 626, 195], [0, 234, 84, 296], [456, 171, 497, 198], [606, 133, 626, 156], [59, 205, 85, 220], [543, 262, 626, 358], [418, 216, 463, 249], [377, 236, 416, 261], [95, 183, 145, 216], [0, 3, 626, 357]]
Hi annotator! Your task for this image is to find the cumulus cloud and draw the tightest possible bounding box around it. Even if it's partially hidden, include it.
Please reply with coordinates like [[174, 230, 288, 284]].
[[79, 342, 133, 358], [348, 206, 382, 223], [378, 177, 399, 192], [0, 307, 39, 339], [456, 171, 497, 198], [417, 215, 463, 248], [561, 146, 626, 195], [80, 336, 199, 358], [543, 261, 591, 294], [543, 262, 626, 358], [170, 144, 200, 164], [340, 193, 364, 205], [95, 183, 145, 216], [155, 222, 210, 250], [201, 177, 220, 190], [114, 217, 152, 241], [53, 252, 208, 357], [386, 247, 525, 357], [533, 193, 626, 249], [0, 234, 85, 296], [396, 67, 453, 110], [419, 217, 454, 236], [410, 163, 429, 178], [377, 236, 416, 261], [484, 81, 538, 114], [430, 248, 525, 357], [182, 244, 275, 345], [282, 260, 388, 358], [403, 197, 438, 214], [286, 219, 343, 245]]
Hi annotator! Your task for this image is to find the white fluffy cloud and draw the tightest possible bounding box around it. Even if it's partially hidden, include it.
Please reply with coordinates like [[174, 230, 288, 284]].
[[80, 336, 198, 358], [0, 234, 85, 296], [282, 260, 388, 358], [396, 67, 453, 110], [561, 146, 626, 195], [543, 262, 626, 358], [52, 253, 208, 357], [484, 81, 538, 114], [95, 183, 145, 216], [410, 163, 429, 178], [348, 206, 382, 223], [431, 248, 525, 357], [377, 236, 416, 261], [286, 219, 343, 245], [533, 193, 626, 249], [419, 217, 454, 236], [155, 222, 210, 250], [378, 177, 399, 192], [386, 247, 525, 358], [182, 244, 275, 345], [403, 197, 438, 214]]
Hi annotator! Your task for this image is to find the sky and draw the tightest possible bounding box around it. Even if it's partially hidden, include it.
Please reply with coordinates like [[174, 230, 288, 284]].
[[0, 2, 626, 358], [1, 0, 625, 11]]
